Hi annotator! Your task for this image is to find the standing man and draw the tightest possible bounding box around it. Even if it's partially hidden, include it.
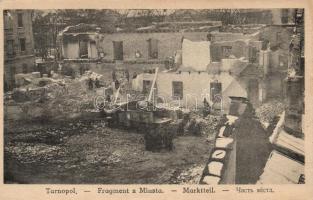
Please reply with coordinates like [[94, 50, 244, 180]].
[[95, 78, 100, 88], [115, 79, 120, 90], [88, 78, 94, 90]]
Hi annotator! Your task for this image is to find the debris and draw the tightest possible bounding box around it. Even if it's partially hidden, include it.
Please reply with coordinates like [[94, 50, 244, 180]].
[[5, 143, 64, 164], [256, 100, 285, 124], [175, 165, 205, 184]]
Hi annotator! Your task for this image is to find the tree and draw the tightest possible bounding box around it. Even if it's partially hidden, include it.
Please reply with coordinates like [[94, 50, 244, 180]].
[[32, 10, 66, 60]]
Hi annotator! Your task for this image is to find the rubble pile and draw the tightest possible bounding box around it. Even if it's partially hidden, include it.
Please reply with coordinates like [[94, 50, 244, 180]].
[[6, 70, 106, 121], [4, 120, 107, 167], [183, 113, 220, 138], [83, 150, 121, 165], [198, 115, 221, 136], [5, 143, 65, 164], [10, 129, 64, 145], [174, 164, 205, 184], [79, 70, 104, 82], [256, 100, 285, 124], [104, 151, 122, 164], [40, 75, 100, 119]]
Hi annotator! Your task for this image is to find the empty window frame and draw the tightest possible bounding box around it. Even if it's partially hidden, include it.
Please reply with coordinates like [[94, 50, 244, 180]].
[[172, 81, 183, 100], [142, 80, 152, 94], [79, 40, 88, 58], [221, 46, 232, 58], [17, 13, 23, 28], [6, 40, 14, 56], [210, 81, 222, 102], [4, 11, 13, 30], [113, 41, 123, 60], [249, 46, 258, 63], [19, 38, 26, 52], [281, 9, 289, 24], [147, 38, 158, 59]]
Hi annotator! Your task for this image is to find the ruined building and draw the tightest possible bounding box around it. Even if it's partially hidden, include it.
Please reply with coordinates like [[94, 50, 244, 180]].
[[4, 10, 35, 91], [284, 8, 305, 137], [257, 9, 305, 184], [56, 10, 297, 114], [131, 24, 293, 113], [58, 21, 221, 61]]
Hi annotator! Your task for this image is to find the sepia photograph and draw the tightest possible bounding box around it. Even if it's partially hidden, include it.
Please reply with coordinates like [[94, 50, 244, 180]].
[[3, 8, 305, 185]]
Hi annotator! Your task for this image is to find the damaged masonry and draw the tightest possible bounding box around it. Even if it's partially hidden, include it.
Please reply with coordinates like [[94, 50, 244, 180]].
[[4, 9, 304, 184]]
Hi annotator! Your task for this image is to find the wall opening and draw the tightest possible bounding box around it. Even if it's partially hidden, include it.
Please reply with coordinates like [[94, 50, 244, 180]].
[[142, 80, 152, 94], [89, 41, 97, 58], [281, 9, 289, 24], [147, 38, 158, 59], [210, 81, 222, 102], [172, 81, 183, 100], [19, 38, 26, 52], [17, 13, 23, 28], [6, 40, 14, 57], [249, 46, 258, 63], [4, 11, 13, 30], [221, 46, 232, 58], [79, 40, 88, 58], [113, 41, 123, 60]]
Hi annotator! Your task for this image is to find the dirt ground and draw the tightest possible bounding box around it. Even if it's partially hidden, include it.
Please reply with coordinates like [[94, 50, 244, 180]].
[[4, 119, 213, 184]]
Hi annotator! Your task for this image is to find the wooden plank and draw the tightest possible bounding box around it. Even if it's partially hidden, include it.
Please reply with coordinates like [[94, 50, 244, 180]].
[[113, 86, 121, 104], [147, 67, 159, 102], [276, 130, 304, 155], [258, 150, 304, 184]]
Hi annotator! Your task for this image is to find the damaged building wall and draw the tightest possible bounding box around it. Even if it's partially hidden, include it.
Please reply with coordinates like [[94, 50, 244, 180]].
[[260, 26, 293, 51], [269, 49, 289, 71], [62, 61, 164, 84], [271, 9, 296, 25], [133, 71, 247, 113], [61, 33, 99, 59], [220, 58, 249, 72], [211, 31, 260, 42], [88, 41, 98, 58], [209, 31, 262, 62], [210, 40, 252, 62], [99, 31, 209, 61], [182, 39, 211, 71], [258, 26, 292, 99], [232, 63, 266, 107], [63, 41, 80, 59]]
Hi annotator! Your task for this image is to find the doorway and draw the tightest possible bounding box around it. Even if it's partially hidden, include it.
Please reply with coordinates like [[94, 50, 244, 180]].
[[113, 41, 123, 60], [147, 38, 158, 59], [79, 40, 88, 58]]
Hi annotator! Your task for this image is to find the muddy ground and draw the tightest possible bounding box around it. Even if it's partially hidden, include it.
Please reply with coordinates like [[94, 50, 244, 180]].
[[4, 119, 213, 184]]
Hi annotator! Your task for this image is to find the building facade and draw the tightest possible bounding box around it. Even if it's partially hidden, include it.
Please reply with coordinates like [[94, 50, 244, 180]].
[[4, 10, 35, 91]]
